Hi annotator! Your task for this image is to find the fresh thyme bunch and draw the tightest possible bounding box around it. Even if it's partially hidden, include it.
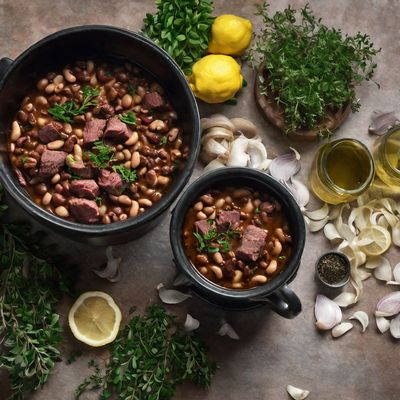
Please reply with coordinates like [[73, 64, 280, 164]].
[[248, 3, 380, 136], [76, 305, 216, 400], [0, 189, 68, 400]]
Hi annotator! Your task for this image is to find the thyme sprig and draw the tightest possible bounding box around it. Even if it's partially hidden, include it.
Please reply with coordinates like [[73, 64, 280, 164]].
[[0, 188, 68, 400], [248, 3, 380, 137], [48, 86, 100, 123], [76, 305, 216, 400]]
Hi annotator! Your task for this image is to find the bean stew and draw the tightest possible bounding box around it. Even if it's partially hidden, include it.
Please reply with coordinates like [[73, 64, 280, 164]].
[[8, 59, 187, 224], [182, 187, 293, 289]]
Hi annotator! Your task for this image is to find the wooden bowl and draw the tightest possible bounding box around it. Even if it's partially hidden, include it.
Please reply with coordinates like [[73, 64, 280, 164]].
[[254, 65, 352, 141]]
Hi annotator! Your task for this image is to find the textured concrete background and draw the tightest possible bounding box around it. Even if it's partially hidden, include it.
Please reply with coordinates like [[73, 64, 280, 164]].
[[0, 0, 399, 399]]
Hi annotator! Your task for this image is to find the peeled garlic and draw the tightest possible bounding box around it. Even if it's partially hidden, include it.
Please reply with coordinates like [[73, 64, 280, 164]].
[[332, 322, 353, 338], [333, 292, 356, 308], [393, 221, 400, 247], [323, 223, 342, 244], [390, 314, 400, 339], [393, 263, 400, 282], [184, 314, 200, 332], [349, 311, 369, 332], [226, 134, 250, 167], [372, 257, 392, 281], [156, 283, 191, 304], [315, 294, 342, 330], [376, 316, 390, 333], [304, 204, 329, 221], [305, 216, 329, 232], [217, 320, 240, 340], [93, 246, 121, 282], [286, 385, 310, 400]]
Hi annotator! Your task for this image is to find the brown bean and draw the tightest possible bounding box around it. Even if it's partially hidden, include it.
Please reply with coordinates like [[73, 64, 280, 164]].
[[145, 170, 158, 187], [211, 265, 223, 280], [233, 188, 252, 199], [35, 183, 48, 195], [53, 74, 64, 85], [73, 144, 83, 160], [129, 200, 139, 217], [116, 152, 125, 161], [17, 110, 28, 123], [23, 103, 34, 112], [167, 127, 179, 142], [52, 193, 66, 206], [37, 117, 48, 127], [37, 78, 48, 91], [35, 96, 48, 106], [199, 266, 208, 275], [157, 176, 170, 187], [73, 128, 83, 138], [133, 94, 142, 105], [121, 94, 133, 108], [200, 194, 214, 205], [63, 68, 76, 83], [266, 259, 278, 275], [102, 215, 111, 224], [193, 201, 203, 211]]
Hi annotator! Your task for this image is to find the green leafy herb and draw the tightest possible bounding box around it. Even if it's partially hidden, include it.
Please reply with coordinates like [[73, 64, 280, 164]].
[[118, 111, 136, 125], [112, 165, 137, 183], [48, 86, 100, 123], [94, 196, 102, 206], [87, 141, 115, 169], [0, 188, 69, 399], [127, 83, 136, 96], [142, 0, 215, 74], [278, 255, 287, 261], [255, 207, 260, 214], [194, 222, 240, 253], [248, 3, 380, 137], [66, 350, 83, 365], [159, 135, 168, 146], [105, 71, 113, 77], [76, 305, 215, 400]]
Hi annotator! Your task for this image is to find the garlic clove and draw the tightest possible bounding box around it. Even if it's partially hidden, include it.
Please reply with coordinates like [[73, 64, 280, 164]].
[[323, 223, 343, 244], [201, 114, 235, 132], [390, 314, 400, 339], [349, 311, 369, 332], [333, 292, 356, 308], [375, 291, 400, 317], [365, 256, 389, 270], [393, 262, 400, 282], [305, 216, 329, 232], [156, 283, 191, 304], [184, 313, 200, 332], [269, 149, 300, 181], [230, 117, 257, 138], [376, 316, 390, 333], [372, 257, 392, 281], [284, 178, 310, 209], [93, 246, 122, 282], [393, 221, 400, 247], [226, 134, 250, 167], [304, 203, 330, 221], [315, 294, 342, 330], [216, 320, 240, 340], [357, 267, 372, 281], [286, 385, 310, 400], [368, 110, 399, 136], [247, 138, 269, 170], [332, 322, 353, 338]]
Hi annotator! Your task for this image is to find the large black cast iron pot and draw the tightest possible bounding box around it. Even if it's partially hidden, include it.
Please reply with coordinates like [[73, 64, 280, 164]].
[[170, 168, 305, 319], [0, 26, 200, 245]]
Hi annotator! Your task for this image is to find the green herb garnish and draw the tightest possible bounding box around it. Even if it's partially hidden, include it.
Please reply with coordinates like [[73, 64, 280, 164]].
[[248, 3, 380, 137], [76, 305, 215, 400], [112, 164, 137, 183], [0, 188, 69, 399], [94, 196, 102, 205], [48, 86, 100, 123], [142, 0, 214, 74], [255, 207, 260, 214], [87, 140, 115, 169], [194, 222, 240, 253], [278, 255, 287, 261], [159, 135, 168, 146], [118, 111, 136, 125], [67, 350, 83, 365], [127, 83, 136, 96]]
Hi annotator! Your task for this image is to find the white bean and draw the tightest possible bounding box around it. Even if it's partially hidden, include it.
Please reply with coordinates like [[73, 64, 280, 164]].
[[157, 176, 170, 186], [266, 259, 278, 275], [47, 140, 65, 150], [63, 68, 76, 83], [55, 206, 69, 217], [45, 83, 55, 94], [196, 211, 207, 220], [193, 201, 203, 211], [121, 94, 133, 108], [42, 192, 52, 206], [275, 228, 286, 242], [243, 199, 254, 213], [138, 198, 152, 207], [215, 198, 226, 209], [10, 121, 21, 142], [51, 174, 61, 184], [74, 144, 83, 160], [251, 275, 268, 284], [129, 200, 139, 217], [123, 149, 131, 160], [271, 240, 282, 256], [53, 74, 64, 85], [232, 282, 243, 289], [213, 252, 224, 265], [232, 270, 243, 283], [37, 117, 48, 127], [118, 195, 132, 206], [211, 265, 223, 280], [125, 131, 139, 146]]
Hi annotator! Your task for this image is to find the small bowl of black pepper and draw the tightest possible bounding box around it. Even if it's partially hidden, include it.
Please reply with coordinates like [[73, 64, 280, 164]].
[[315, 251, 351, 288]]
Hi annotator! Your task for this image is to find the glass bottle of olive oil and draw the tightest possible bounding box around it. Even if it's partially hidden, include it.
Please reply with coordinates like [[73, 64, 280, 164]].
[[372, 126, 400, 187], [309, 139, 375, 204]]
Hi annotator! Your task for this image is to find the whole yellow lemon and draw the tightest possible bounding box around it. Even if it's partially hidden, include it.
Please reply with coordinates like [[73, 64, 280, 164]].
[[208, 14, 253, 56], [189, 54, 243, 103]]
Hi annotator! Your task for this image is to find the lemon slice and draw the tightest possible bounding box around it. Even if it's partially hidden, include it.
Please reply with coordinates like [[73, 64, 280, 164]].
[[68, 291, 122, 347], [358, 226, 391, 256]]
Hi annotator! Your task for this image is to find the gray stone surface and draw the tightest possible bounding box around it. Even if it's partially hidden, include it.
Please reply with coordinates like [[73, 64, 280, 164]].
[[0, 0, 399, 399]]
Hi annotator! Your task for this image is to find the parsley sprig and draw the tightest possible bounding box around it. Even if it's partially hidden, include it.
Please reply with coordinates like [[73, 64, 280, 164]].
[[0, 188, 69, 399], [194, 222, 240, 253], [142, 0, 214, 74], [112, 165, 137, 183], [76, 305, 215, 400], [118, 111, 136, 125], [48, 86, 100, 123], [248, 3, 380, 137], [87, 141, 115, 169]]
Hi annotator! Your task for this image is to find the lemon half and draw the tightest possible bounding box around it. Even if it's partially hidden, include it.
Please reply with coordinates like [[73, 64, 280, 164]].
[[68, 291, 122, 347], [358, 225, 391, 256]]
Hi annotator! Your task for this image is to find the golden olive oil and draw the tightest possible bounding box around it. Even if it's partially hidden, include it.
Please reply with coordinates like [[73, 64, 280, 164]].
[[310, 139, 375, 204], [372, 127, 400, 187]]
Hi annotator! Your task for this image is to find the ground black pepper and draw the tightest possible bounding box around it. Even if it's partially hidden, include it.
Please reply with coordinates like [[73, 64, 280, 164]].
[[317, 253, 348, 284]]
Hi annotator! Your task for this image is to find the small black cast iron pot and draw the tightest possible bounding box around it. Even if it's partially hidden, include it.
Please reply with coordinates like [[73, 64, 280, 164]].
[[0, 25, 200, 245], [170, 168, 305, 319]]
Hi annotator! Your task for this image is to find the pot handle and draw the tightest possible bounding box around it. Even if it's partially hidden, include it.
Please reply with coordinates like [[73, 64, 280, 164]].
[[0, 57, 13, 81], [253, 284, 302, 319]]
